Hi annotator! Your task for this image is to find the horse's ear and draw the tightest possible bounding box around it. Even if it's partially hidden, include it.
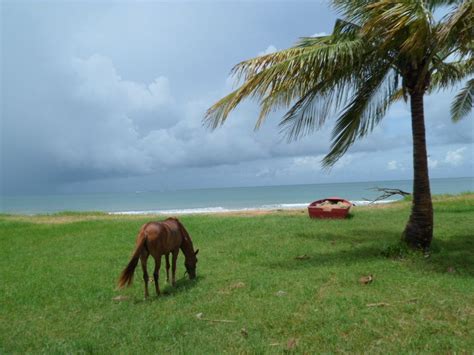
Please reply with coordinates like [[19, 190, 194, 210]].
[[195, 249, 199, 255]]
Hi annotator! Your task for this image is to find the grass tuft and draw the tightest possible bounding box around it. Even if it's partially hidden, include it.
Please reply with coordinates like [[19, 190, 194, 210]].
[[380, 241, 412, 259]]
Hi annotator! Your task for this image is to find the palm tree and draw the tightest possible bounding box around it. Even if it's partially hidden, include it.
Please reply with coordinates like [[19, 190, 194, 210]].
[[205, 0, 473, 250]]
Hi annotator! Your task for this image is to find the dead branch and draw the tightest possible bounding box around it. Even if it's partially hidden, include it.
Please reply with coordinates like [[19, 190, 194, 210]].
[[195, 313, 236, 323], [199, 319, 236, 323], [365, 187, 411, 204]]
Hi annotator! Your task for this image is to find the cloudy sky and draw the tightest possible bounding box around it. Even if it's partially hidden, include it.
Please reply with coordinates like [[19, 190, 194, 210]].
[[1, 0, 472, 195]]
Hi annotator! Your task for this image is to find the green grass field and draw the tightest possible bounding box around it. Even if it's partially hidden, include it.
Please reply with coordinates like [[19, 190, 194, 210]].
[[1, 194, 473, 353]]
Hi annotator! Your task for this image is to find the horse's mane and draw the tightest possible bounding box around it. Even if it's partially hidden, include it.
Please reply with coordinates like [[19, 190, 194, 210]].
[[164, 217, 193, 247]]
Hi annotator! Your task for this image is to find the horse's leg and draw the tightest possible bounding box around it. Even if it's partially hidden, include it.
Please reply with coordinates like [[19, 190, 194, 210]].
[[153, 254, 162, 296], [171, 249, 179, 287], [165, 254, 170, 284], [140, 253, 149, 299]]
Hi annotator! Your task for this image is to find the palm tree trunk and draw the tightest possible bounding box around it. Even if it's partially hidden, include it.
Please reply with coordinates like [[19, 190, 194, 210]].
[[403, 90, 433, 250]]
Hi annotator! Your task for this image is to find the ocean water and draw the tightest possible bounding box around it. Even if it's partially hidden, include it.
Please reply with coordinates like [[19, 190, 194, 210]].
[[1, 177, 472, 215]]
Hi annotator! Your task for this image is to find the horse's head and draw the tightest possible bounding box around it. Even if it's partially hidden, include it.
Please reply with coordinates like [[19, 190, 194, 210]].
[[184, 249, 199, 279]]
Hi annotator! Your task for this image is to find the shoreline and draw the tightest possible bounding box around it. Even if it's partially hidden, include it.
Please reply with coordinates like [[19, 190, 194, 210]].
[[1, 200, 399, 217], [2, 192, 472, 218], [1, 193, 472, 223], [107, 199, 398, 216]]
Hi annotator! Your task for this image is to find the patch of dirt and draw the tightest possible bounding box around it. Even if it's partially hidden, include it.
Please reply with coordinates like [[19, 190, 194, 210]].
[[112, 295, 129, 302], [218, 281, 246, 294]]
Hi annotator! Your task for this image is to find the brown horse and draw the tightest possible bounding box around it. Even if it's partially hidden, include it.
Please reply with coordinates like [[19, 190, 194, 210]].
[[117, 217, 199, 298]]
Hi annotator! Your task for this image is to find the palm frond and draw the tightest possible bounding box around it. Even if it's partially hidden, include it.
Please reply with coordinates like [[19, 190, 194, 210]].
[[277, 82, 341, 140], [332, 18, 361, 36], [437, 0, 473, 55], [323, 65, 398, 167], [430, 58, 474, 91], [363, 0, 434, 56], [205, 34, 369, 129], [332, 0, 375, 25], [451, 78, 474, 122], [231, 35, 363, 83]]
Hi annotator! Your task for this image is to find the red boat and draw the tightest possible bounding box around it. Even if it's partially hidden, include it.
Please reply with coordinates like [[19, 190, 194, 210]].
[[308, 197, 352, 219]]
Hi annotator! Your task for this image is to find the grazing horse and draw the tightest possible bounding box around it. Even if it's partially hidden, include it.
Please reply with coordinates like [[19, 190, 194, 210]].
[[117, 217, 199, 298]]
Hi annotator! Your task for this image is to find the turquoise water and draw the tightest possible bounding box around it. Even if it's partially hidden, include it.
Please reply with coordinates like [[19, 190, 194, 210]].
[[1, 177, 473, 215]]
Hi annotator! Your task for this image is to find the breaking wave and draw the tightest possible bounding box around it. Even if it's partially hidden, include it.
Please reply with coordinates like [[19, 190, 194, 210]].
[[109, 199, 398, 215]]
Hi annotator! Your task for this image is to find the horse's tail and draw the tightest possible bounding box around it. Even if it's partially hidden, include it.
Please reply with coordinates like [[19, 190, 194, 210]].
[[117, 224, 148, 289]]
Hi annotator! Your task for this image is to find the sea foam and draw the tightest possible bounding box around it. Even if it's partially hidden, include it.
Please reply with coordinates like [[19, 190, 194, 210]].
[[109, 199, 397, 215]]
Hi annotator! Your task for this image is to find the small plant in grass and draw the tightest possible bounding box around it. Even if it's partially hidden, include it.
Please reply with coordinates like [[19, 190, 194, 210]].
[[381, 242, 412, 259], [381, 241, 441, 259]]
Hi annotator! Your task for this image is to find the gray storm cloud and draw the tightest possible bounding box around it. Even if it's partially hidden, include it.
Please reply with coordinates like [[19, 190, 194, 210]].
[[1, 1, 472, 194]]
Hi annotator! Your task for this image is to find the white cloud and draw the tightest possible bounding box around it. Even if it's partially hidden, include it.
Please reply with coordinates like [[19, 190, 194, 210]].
[[387, 160, 403, 171], [292, 155, 323, 168], [258, 45, 277, 56], [256, 168, 273, 178], [333, 154, 356, 170], [39, 56, 471, 186], [52, 55, 278, 176], [72, 54, 173, 112], [444, 147, 467, 166], [311, 32, 327, 37], [428, 157, 438, 169]]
